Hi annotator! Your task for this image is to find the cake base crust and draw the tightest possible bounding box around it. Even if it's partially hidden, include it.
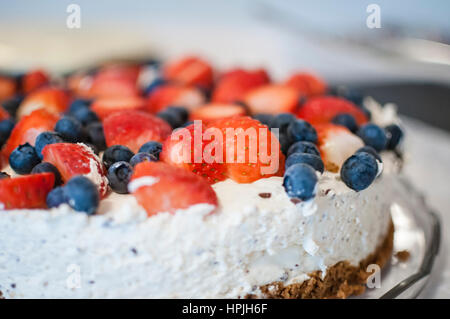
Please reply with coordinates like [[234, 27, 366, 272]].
[[247, 221, 394, 299]]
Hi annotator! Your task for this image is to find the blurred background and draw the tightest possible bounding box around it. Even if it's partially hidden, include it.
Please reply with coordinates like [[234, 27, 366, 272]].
[[0, 0, 449, 298]]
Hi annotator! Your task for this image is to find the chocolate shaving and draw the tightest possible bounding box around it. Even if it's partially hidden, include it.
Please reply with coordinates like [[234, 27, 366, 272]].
[[258, 193, 271, 198], [290, 198, 301, 204]]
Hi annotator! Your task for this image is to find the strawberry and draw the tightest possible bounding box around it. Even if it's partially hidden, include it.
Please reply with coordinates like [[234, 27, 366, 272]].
[[163, 56, 213, 89], [297, 96, 368, 126], [208, 116, 285, 183], [42, 143, 108, 197], [103, 110, 172, 153], [88, 76, 139, 98], [0, 76, 16, 101], [161, 123, 227, 184], [91, 96, 147, 120], [130, 161, 218, 217], [0, 173, 55, 209], [17, 87, 70, 118], [1, 109, 59, 157], [190, 103, 247, 123], [146, 84, 205, 113], [243, 84, 301, 115], [212, 68, 269, 103], [284, 72, 327, 97], [315, 123, 364, 172], [22, 69, 50, 94], [0, 105, 10, 121]]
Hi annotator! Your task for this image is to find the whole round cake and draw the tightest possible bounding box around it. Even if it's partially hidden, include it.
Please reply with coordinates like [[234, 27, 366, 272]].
[[0, 57, 404, 298]]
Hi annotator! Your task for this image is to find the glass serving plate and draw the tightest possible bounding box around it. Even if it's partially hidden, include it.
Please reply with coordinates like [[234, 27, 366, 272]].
[[355, 177, 441, 299]]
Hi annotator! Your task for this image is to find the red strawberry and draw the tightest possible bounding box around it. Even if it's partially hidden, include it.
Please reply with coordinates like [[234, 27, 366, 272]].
[[161, 123, 227, 184], [17, 87, 70, 118], [22, 69, 50, 94], [243, 84, 301, 115], [0, 76, 16, 101], [190, 103, 247, 123], [0, 173, 55, 209], [130, 161, 218, 217], [208, 116, 285, 183], [146, 84, 205, 113], [103, 110, 172, 153], [95, 64, 141, 84], [315, 123, 364, 172], [0, 105, 10, 121], [42, 143, 108, 197], [91, 96, 147, 120], [1, 109, 59, 157], [212, 68, 269, 103], [297, 96, 368, 126], [163, 56, 213, 89], [284, 72, 327, 97], [88, 76, 139, 99]]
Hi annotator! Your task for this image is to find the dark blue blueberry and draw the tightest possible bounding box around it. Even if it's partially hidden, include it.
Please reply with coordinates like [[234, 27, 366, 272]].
[[286, 119, 318, 144], [287, 141, 320, 157], [107, 161, 133, 194], [0, 119, 15, 147], [385, 124, 403, 150], [64, 176, 99, 214], [86, 122, 106, 152], [278, 132, 292, 155], [144, 78, 166, 95], [46, 187, 68, 209], [157, 111, 179, 128], [31, 162, 62, 187], [130, 152, 158, 167], [72, 107, 99, 126], [55, 116, 84, 142], [356, 146, 382, 162], [182, 121, 194, 128], [138, 141, 163, 159], [253, 113, 274, 126], [68, 99, 92, 114], [270, 113, 296, 134], [357, 124, 387, 152], [157, 106, 189, 128], [102, 145, 134, 169], [9, 143, 41, 175], [35, 131, 64, 159], [285, 153, 324, 173], [283, 163, 318, 201], [340, 152, 378, 191], [331, 113, 358, 133], [1, 95, 24, 117], [0, 172, 10, 179]]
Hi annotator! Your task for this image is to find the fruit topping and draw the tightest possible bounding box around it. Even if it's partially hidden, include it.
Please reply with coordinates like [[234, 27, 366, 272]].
[[190, 103, 247, 122], [244, 84, 301, 114], [340, 152, 378, 191], [107, 161, 133, 194], [283, 163, 318, 201], [102, 145, 134, 170], [146, 84, 205, 113], [17, 87, 69, 118], [357, 123, 387, 152], [284, 72, 327, 97], [163, 56, 213, 89], [9, 143, 41, 175]]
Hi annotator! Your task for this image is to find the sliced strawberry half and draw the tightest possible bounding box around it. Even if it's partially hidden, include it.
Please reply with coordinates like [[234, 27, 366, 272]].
[[163, 56, 213, 89], [87, 65, 140, 99], [103, 110, 172, 153], [0, 76, 16, 101], [161, 123, 227, 184], [22, 69, 50, 94], [42, 143, 108, 197], [91, 96, 147, 120], [315, 123, 364, 172], [212, 68, 269, 103], [0, 173, 55, 210], [17, 87, 70, 118], [146, 84, 205, 113], [130, 161, 218, 217], [243, 84, 301, 115], [297, 96, 368, 126], [1, 109, 60, 157], [190, 103, 247, 123], [284, 72, 327, 97]]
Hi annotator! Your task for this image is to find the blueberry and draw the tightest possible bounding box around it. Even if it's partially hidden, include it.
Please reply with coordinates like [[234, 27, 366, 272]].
[[64, 176, 99, 214], [285, 153, 324, 173], [356, 146, 382, 162], [68, 99, 92, 114], [31, 162, 62, 187], [253, 113, 273, 126], [9, 143, 41, 174], [286, 119, 318, 144], [331, 113, 358, 133], [357, 124, 387, 152], [130, 152, 158, 167], [157, 106, 188, 128], [86, 122, 106, 152], [270, 113, 296, 134], [144, 78, 166, 95], [340, 152, 378, 191], [35, 131, 64, 159], [0, 172, 10, 179], [1, 95, 24, 117], [283, 163, 318, 201], [278, 132, 292, 155], [138, 141, 162, 159], [385, 124, 403, 150], [329, 86, 364, 106], [55, 116, 84, 142], [72, 107, 99, 126], [287, 141, 320, 157], [107, 161, 133, 194], [0, 119, 15, 147], [102, 145, 134, 169], [46, 187, 68, 209]]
